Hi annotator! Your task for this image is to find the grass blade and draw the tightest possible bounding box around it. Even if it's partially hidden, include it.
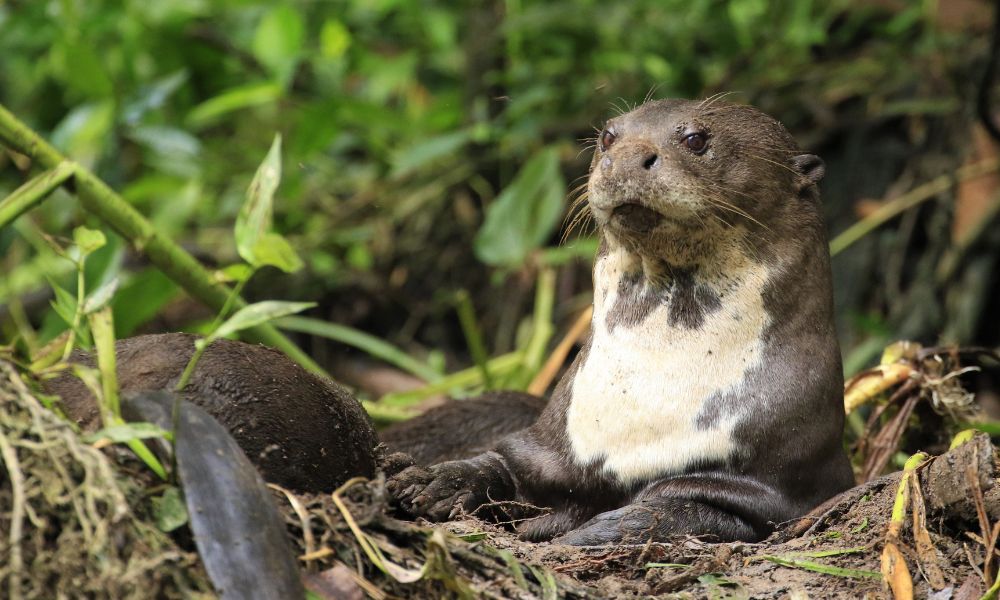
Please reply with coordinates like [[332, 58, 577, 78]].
[[761, 555, 881, 580], [277, 315, 441, 383]]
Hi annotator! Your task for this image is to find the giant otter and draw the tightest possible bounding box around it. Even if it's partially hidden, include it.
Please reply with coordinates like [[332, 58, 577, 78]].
[[387, 98, 855, 545]]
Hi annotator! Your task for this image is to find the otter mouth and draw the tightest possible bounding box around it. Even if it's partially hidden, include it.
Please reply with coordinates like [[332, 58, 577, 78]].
[[611, 202, 663, 233]]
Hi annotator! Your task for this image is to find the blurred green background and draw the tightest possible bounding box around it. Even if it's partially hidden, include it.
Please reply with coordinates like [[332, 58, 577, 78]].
[[1, 0, 996, 398]]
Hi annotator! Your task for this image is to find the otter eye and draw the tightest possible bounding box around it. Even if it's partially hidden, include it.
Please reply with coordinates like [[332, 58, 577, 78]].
[[683, 132, 708, 154], [600, 129, 617, 151]]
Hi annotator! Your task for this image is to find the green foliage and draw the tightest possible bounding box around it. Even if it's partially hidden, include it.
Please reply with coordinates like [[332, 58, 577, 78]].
[[153, 486, 190, 533], [0, 0, 959, 400], [174, 138, 313, 391], [85, 422, 174, 445], [236, 134, 304, 273], [209, 300, 316, 343], [474, 147, 566, 267]]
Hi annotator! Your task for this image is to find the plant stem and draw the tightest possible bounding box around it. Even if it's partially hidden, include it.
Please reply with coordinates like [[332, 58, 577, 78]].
[[829, 157, 1000, 257], [455, 289, 493, 389], [175, 342, 206, 393], [209, 275, 251, 333], [61, 263, 85, 362], [379, 351, 522, 407], [88, 306, 119, 417], [0, 161, 75, 229], [523, 267, 556, 374], [173, 274, 250, 393], [0, 102, 324, 376]]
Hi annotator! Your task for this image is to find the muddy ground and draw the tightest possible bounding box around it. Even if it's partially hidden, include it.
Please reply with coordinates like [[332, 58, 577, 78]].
[[279, 433, 995, 599], [1, 358, 997, 599]]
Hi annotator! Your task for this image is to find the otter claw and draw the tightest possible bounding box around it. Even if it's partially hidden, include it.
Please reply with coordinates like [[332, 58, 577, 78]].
[[387, 459, 491, 521]]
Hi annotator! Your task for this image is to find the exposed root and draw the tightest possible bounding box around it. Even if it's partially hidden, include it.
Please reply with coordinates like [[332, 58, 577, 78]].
[[0, 361, 212, 599]]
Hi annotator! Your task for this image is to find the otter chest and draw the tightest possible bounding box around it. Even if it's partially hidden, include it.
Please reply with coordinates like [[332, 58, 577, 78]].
[[566, 249, 771, 484]]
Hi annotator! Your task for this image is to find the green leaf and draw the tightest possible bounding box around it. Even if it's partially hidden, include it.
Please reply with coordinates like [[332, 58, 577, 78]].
[[127, 125, 202, 178], [236, 134, 282, 268], [277, 315, 441, 383], [319, 19, 352, 58], [760, 555, 881, 580], [474, 147, 566, 267], [537, 237, 600, 266], [251, 233, 303, 273], [84, 421, 173, 444], [153, 486, 189, 532], [495, 549, 528, 590], [390, 130, 471, 178], [209, 301, 315, 343], [83, 277, 119, 314], [48, 279, 79, 327], [697, 573, 739, 586], [73, 225, 107, 257], [122, 70, 189, 125], [50, 40, 113, 99], [527, 564, 558, 600], [217, 263, 256, 283], [252, 4, 304, 85], [50, 101, 115, 167], [186, 82, 282, 129]]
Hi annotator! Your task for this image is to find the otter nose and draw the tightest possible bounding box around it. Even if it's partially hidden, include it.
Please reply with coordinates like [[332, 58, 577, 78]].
[[600, 142, 661, 173], [624, 142, 661, 170]]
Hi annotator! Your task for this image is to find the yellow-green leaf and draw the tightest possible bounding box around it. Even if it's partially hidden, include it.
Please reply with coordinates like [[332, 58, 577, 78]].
[[252, 232, 303, 273], [209, 300, 315, 343], [235, 134, 282, 267], [73, 225, 107, 257]]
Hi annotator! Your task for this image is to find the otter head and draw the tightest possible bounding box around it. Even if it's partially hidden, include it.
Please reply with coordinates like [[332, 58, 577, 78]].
[[587, 98, 825, 264]]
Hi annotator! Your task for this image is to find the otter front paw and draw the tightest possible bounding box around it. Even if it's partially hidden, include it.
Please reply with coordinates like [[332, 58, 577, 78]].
[[387, 461, 487, 521]]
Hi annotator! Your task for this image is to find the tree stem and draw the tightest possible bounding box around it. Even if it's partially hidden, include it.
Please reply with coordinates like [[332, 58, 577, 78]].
[[0, 102, 325, 376]]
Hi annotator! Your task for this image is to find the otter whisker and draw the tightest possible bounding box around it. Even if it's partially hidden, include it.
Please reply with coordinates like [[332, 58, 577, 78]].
[[745, 153, 800, 176], [697, 182, 772, 233], [708, 211, 733, 230], [708, 199, 771, 234], [566, 200, 591, 220], [560, 204, 595, 244], [742, 141, 801, 155], [643, 84, 661, 105], [567, 189, 590, 207], [698, 91, 740, 110], [610, 98, 630, 117], [700, 180, 757, 203], [576, 145, 597, 160], [567, 179, 590, 195]]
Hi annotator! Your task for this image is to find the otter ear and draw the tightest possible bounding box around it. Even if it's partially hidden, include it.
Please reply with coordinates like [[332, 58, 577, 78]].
[[791, 154, 825, 184]]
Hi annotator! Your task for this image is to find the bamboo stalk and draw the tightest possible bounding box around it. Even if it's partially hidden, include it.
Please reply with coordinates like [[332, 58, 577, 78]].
[[0, 103, 324, 375], [0, 161, 75, 229]]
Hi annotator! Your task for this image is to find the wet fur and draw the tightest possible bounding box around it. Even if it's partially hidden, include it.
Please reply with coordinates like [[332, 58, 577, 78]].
[[388, 98, 853, 545]]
